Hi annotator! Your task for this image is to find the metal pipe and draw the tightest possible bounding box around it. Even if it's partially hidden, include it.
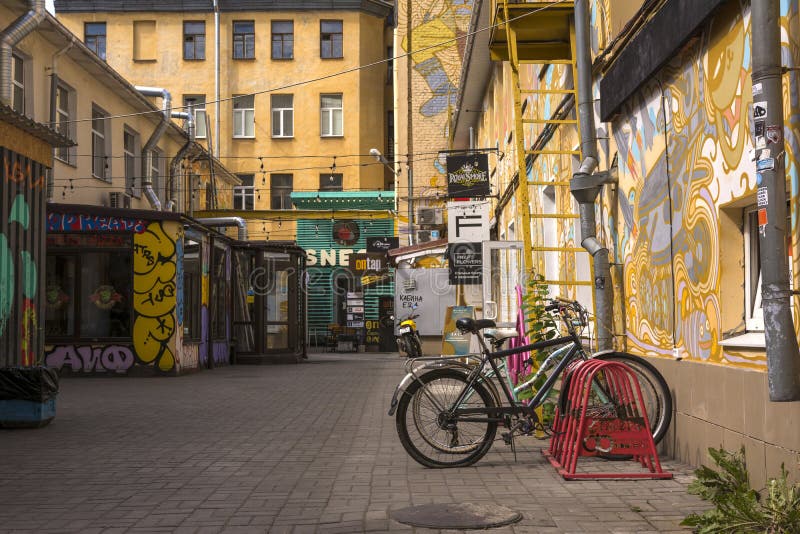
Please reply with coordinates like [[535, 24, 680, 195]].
[[751, 0, 800, 401], [213, 0, 220, 158], [195, 217, 248, 241], [0, 0, 45, 107], [571, 0, 614, 351], [169, 106, 195, 212], [407, 167, 414, 245], [136, 86, 173, 211]]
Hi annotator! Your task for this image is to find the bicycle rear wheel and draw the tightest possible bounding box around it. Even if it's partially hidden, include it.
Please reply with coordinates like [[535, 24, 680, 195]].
[[396, 368, 497, 468]]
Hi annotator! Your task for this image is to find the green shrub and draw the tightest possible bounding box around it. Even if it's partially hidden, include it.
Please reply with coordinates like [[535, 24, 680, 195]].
[[682, 446, 800, 533]]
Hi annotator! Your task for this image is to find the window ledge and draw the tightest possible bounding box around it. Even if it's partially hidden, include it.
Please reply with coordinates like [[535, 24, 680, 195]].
[[719, 332, 765, 349], [133, 58, 157, 63]]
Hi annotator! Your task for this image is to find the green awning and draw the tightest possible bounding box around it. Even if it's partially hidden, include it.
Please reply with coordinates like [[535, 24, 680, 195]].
[[291, 191, 395, 211]]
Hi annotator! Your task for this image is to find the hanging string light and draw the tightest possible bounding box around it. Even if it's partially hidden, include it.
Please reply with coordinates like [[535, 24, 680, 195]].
[[259, 157, 266, 185]]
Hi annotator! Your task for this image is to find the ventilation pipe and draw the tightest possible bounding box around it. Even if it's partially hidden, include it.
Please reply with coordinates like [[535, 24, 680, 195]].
[[570, 0, 616, 351], [135, 86, 173, 211], [167, 105, 195, 212], [0, 0, 46, 107], [195, 217, 248, 241], [750, 1, 800, 401]]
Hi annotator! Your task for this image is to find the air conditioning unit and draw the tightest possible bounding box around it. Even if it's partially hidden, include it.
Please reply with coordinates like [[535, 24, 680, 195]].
[[416, 229, 433, 243], [417, 207, 443, 226], [109, 192, 132, 209]]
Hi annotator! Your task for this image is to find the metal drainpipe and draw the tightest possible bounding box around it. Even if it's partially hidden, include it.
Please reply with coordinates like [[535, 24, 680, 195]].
[[570, 0, 615, 351], [168, 105, 195, 213], [751, 1, 800, 401], [0, 0, 45, 107], [135, 86, 173, 211], [213, 0, 221, 158], [195, 218, 248, 241]]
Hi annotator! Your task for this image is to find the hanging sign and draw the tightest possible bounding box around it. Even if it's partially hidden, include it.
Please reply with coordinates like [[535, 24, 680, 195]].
[[447, 201, 490, 243], [446, 154, 490, 197], [447, 242, 483, 285], [366, 236, 399, 253]]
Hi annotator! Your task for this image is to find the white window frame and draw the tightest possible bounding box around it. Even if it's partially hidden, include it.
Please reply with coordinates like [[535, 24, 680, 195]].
[[233, 174, 255, 210], [54, 81, 77, 165], [320, 93, 343, 137], [271, 94, 294, 138], [184, 95, 207, 139], [233, 94, 255, 138], [92, 105, 110, 181], [11, 53, 24, 115], [124, 128, 141, 197], [151, 147, 164, 203]]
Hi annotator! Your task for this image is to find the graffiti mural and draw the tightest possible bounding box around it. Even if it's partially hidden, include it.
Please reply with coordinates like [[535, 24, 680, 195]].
[[133, 222, 178, 372], [47, 212, 147, 233], [44, 345, 136, 373]]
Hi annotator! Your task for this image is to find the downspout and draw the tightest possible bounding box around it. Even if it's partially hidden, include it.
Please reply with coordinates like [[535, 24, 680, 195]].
[[751, 1, 800, 401], [195, 217, 248, 241], [570, 0, 615, 351], [213, 0, 220, 158], [0, 0, 46, 106], [168, 104, 195, 212], [135, 86, 172, 211]]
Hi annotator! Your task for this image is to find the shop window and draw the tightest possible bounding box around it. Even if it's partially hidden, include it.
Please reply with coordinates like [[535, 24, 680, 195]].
[[320, 173, 343, 191], [133, 20, 156, 61], [184, 95, 207, 138], [182, 237, 201, 340], [271, 173, 293, 209], [320, 93, 343, 137], [210, 245, 228, 339], [233, 21, 255, 59], [45, 234, 133, 340], [85, 22, 106, 60], [92, 105, 110, 181], [271, 20, 293, 59], [184, 21, 205, 60], [55, 81, 77, 164], [233, 94, 255, 138], [234, 173, 255, 210], [320, 20, 343, 59], [271, 94, 293, 137]]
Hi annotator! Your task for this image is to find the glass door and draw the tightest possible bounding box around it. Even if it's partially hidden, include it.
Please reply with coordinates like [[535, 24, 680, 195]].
[[481, 241, 524, 328]]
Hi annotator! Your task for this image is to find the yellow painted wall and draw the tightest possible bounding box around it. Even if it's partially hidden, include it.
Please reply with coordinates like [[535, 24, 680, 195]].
[[57, 8, 391, 243]]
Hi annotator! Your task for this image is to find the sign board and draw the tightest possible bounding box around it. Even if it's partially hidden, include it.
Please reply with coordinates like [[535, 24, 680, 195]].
[[447, 242, 483, 285], [346, 291, 364, 329], [447, 201, 490, 243], [442, 306, 474, 355], [349, 252, 388, 274], [394, 268, 456, 336], [446, 153, 490, 197], [366, 236, 399, 253]]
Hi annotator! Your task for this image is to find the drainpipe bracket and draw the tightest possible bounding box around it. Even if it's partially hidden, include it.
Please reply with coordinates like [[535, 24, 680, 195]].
[[570, 171, 612, 203]]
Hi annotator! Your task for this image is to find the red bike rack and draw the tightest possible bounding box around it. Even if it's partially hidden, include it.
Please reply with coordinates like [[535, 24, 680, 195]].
[[543, 359, 672, 480]]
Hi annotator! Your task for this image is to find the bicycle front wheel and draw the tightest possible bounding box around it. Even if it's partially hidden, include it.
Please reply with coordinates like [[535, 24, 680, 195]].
[[593, 352, 673, 444], [396, 368, 498, 468]]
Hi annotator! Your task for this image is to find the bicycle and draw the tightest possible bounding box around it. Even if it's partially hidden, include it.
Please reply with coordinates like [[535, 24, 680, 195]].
[[388, 298, 672, 468]]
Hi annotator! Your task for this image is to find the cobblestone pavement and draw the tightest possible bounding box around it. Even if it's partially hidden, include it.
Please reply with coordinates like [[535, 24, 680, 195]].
[[0, 352, 709, 533]]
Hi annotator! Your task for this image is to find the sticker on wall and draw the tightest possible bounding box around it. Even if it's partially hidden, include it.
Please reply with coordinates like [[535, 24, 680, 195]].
[[758, 208, 768, 227], [756, 158, 775, 171], [757, 187, 768, 207], [766, 125, 782, 144], [752, 82, 763, 96], [757, 172, 764, 185], [754, 120, 765, 137], [753, 101, 768, 119], [755, 136, 766, 149]]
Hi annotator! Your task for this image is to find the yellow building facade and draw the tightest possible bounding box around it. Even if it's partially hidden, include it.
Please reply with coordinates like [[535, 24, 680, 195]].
[[55, 0, 395, 241]]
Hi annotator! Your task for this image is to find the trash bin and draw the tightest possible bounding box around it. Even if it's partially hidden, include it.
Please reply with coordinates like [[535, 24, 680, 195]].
[[0, 367, 59, 428]]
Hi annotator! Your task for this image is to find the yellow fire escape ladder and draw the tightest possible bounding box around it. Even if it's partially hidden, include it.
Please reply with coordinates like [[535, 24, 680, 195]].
[[492, 1, 596, 321]]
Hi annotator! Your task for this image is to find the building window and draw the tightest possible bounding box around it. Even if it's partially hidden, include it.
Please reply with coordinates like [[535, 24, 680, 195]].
[[182, 237, 202, 340], [184, 21, 206, 60], [271, 94, 293, 138], [234, 174, 255, 210], [233, 94, 255, 138], [151, 148, 163, 203], [743, 203, 793, 332], [133, 20, 156, 61], [271, 20, 293, 59], [320, 173, 343, 191], [124, 129, 140, 197], [320, 94, 343, 137], [387, 110, 394, 158], [233, 21, 255, 59], [11, 53, 24, 114], [320, 20, 343, 59], [85, 22, 106, 60], [55, 82, 76, 164], [210, 245, 228, 339], [271, 174, 293, 209], [387, 45, 393, 84], [45, 233, 134, 340], [183, 95, 207, 138], [92, 106, 110, 181]]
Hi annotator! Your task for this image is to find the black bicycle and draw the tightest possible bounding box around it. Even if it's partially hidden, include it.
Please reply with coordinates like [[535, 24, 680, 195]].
[[388, 298, 672, 468]]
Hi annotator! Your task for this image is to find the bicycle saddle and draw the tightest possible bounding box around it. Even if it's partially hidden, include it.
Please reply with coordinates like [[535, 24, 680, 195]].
[[483, 328, 519, 342], [456, 317, 496, 333]]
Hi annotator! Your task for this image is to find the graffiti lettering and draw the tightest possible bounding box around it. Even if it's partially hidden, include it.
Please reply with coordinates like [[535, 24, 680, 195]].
[[47, 213, 147, 234], [3, 154, 44, 190], [44, 345, 135, 373]]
